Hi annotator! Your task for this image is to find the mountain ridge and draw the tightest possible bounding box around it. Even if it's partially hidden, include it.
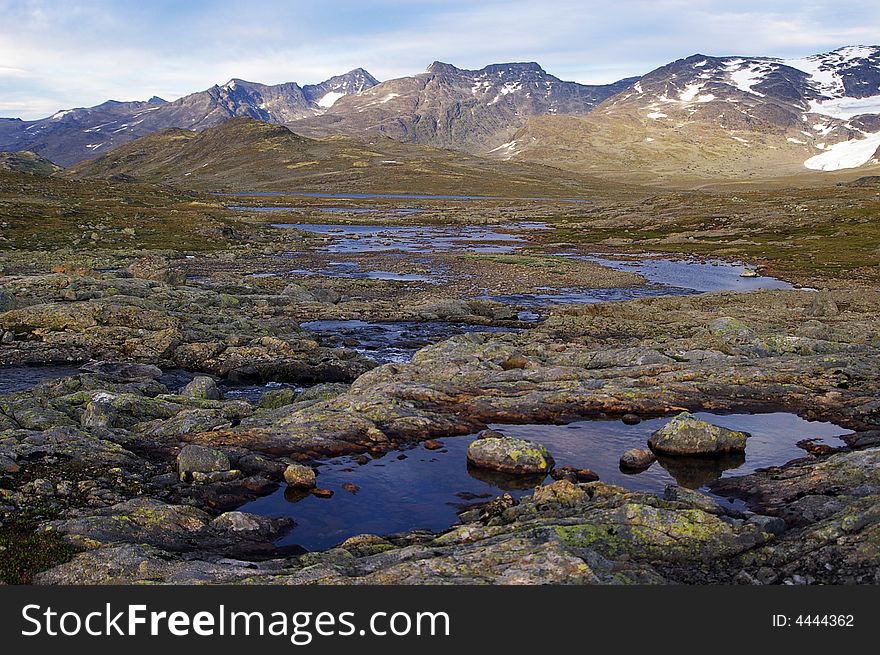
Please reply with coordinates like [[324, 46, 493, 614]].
[[0, 69, 379, 166]]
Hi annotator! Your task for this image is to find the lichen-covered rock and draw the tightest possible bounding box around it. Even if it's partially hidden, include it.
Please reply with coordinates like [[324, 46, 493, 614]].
[[467, 436, 554, 474], [177, 444, 230, 480], [180, 376, 222, 401], [80, 393, 118, 429], [295, 383, 349, 403], [284, 463, 316, 489], [127, 255, 187, 286], [648, 412, 750, 456], [533, 480, 586, 506], [258, 387, 298, 409]]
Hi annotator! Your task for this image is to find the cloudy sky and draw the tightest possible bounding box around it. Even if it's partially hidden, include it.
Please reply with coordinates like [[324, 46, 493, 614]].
[[1, 0, 879, 119]]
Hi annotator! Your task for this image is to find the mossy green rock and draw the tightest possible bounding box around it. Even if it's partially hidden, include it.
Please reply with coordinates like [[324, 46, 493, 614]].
[[467, 436, 554, 474], [177, 444, 230, 479], [649, 412, 750, 456], [258, 387, 298, 410]]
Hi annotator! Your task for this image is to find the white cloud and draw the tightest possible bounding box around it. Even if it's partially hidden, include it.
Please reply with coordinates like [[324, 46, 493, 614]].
[[1, 0, 879, 119]]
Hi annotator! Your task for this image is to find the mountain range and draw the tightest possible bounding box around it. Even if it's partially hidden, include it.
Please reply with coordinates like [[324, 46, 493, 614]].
[[3, 46, 880, 181], [507, 45, 880, 181], [0, 69, 378, 166]]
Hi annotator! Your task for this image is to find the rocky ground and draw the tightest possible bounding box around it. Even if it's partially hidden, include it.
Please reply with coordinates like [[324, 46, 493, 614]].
[[2, 165, 879, 585], [1, 247, 877, 583]]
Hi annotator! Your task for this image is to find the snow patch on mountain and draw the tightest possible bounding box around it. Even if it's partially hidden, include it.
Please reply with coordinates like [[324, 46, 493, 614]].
[[317, 92, 345, 108], [804, 131, 880, 170], [726, 61, 769, 97], [808, 95, 880, 119]]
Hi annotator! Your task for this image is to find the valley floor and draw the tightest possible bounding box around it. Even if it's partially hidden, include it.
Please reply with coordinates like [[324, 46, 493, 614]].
[[1, 171, 878, 584]]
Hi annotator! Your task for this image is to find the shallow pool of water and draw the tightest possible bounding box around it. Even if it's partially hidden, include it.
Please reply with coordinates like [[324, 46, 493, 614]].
[[273, 222, 549, 254], [300, 319, 514, 363], [242, 411, 848, 551], [580, 255, 793, 293], [0, 364, 85, 394], [230, 206, 423, 215], [486, 284, 698, 307]]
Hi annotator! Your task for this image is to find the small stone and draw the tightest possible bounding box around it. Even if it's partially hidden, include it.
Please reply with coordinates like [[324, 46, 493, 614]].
[[550, 465, 599, 483], [342, 483, 360, 494], [0, 456, 20, 473], [424, 439, 443, 450], [500, 353, 528, 370], [619, 448, 656, 471], [283, 463, 317, 489], [476, 429, 506, 440], [621, 413, 642, 425], [32, 478, 55, 496], [311, 488, 334, 498], [190, 470, 241, 484]]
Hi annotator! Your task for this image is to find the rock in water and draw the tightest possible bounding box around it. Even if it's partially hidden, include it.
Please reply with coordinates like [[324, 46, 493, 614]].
[[621, 413, 642, 425], [648, 412, 750, 456], [177, 445, 230, 481], [619, 448, 656, 471], [467, 436, 554, 474], [180, 376, 222, 401], [283, 463, 317, 489]]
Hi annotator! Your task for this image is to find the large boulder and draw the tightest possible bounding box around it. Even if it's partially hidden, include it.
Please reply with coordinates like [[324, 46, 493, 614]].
[[180, 376, 222, 401], [467, 436, 554, 475], [648, 412, 750, 456], [177, 444, 230, 481]]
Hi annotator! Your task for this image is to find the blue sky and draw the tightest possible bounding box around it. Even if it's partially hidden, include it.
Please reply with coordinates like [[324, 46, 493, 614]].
[[1, 0, 879, 119]]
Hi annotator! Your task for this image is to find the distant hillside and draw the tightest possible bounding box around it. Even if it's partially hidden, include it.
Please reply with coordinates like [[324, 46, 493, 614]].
[[67, 117, 608, 196], [0, 151, 62, 176], [291, 61, 637, 155]]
